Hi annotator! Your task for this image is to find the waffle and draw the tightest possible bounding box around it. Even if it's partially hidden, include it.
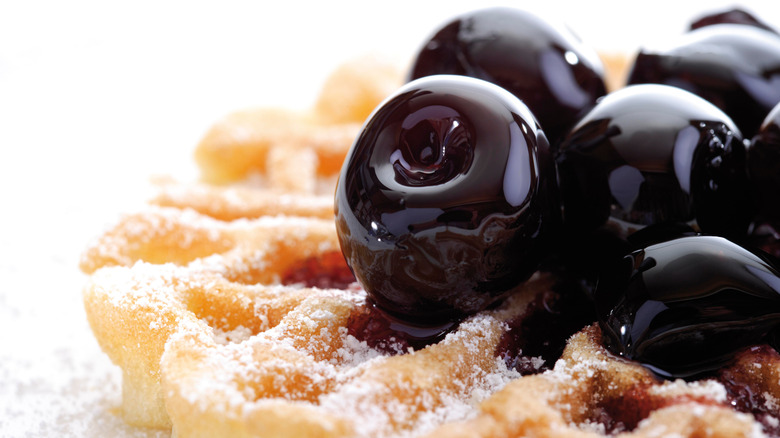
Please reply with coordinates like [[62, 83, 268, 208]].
[[81, 54, 780, 438]]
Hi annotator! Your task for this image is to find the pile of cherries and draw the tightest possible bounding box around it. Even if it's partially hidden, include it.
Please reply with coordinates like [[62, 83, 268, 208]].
[[334, 7, 780, 380]]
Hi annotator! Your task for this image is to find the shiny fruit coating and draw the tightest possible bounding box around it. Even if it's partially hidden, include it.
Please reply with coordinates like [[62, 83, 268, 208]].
[[556, 84, 751, 239], [408, 7, 606, 147], [627, 23, 780, 138], [596, 235, 780, 379], [748, 102, 780, 225], [335, 75, 559, 326], [689, 8, 777, 33]]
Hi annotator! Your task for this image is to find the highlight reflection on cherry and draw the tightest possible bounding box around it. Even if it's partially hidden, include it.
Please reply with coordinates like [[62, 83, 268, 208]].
[[556, 84, 752, 239], [628, 23, 780, 138], [408, 7, 606, 147], [335, 75, 559, 326], [596, 234, 780, 379]]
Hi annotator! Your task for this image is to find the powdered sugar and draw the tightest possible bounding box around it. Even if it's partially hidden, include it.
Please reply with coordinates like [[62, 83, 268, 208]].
[[0, 214, 174, 438], [649, 379, 728, 402], [313, 316, 521, 437], [313, 355, 519, 438], [212, 325, 255, 344], [139, 278, 525, 438]]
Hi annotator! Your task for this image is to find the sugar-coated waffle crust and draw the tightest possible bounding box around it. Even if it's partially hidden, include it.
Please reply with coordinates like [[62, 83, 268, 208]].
[[81, 55, 779, 437]]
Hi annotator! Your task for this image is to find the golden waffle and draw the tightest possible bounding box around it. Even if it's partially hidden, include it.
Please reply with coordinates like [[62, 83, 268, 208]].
[[81, 54, 780, 437]]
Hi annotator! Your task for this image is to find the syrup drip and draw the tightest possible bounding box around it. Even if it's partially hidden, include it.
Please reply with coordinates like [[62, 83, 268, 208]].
[[717, 345, 780, 437], [280, 251, 356, 289], [587, 383, 720, 434], [347, 304, 454, 354], [496, 278, 597, 375]]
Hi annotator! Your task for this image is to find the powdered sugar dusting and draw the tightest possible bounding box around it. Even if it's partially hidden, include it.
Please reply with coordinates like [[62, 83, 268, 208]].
[[212, 325, 255, 344], [81, 206, 340, 279], [649, 379, 728, 403], [152, 281, 524, 438], [91, 263, 187, 312], [312, 315, 522, 437], [314, 355, 520, 438]]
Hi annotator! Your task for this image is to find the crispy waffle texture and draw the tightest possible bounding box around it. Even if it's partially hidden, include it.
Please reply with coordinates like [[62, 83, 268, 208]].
[[81, 55, 779, 437]]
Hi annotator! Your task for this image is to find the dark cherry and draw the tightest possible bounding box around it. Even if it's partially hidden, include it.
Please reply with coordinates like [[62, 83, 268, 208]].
[[596, 235, 780, 379], [407, 7, 606, 147], [748, 102, 780, 225], [335, 75, 559, 326], [745, 223, 780, 260], [544, 222, 701, 304], [690, 8, 777, 33], [556, 84, 752, 240], [689, 8, 777, 34], [625, 222, 700, 248], [743, 103, 780, 259], [627, 23, 780, 138]]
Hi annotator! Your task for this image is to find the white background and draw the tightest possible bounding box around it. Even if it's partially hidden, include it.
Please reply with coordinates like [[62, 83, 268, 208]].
[[1, 1, 778, 436]]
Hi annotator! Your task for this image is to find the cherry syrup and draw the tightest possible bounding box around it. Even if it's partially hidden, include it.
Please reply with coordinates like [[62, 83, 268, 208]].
[[496, 278, 598, 375], [280, 251, 356, 290]]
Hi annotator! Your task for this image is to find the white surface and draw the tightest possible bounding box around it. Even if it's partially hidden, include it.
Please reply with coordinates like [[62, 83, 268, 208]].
[[1, 1, 778, 436]]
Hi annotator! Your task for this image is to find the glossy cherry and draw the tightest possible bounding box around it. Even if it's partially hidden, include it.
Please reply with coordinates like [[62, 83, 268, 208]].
[[741, 102, 780, 259], [556, 84, 751, 240], [689, 8, 777, 33], [407, 7, 606, 147], [748, 102, 780, 225], [596, 234, 780, 379], [335, 75, 559, 326], [627, 23, 780, 138]]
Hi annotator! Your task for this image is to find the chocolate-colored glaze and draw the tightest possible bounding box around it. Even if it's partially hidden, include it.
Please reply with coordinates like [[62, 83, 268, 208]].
[[628, 24, 780, 138], [596, 235, 780, 379], [556, 84, 751, 240], [408, 7, 606, 147], [335, 75, 559, 326]]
